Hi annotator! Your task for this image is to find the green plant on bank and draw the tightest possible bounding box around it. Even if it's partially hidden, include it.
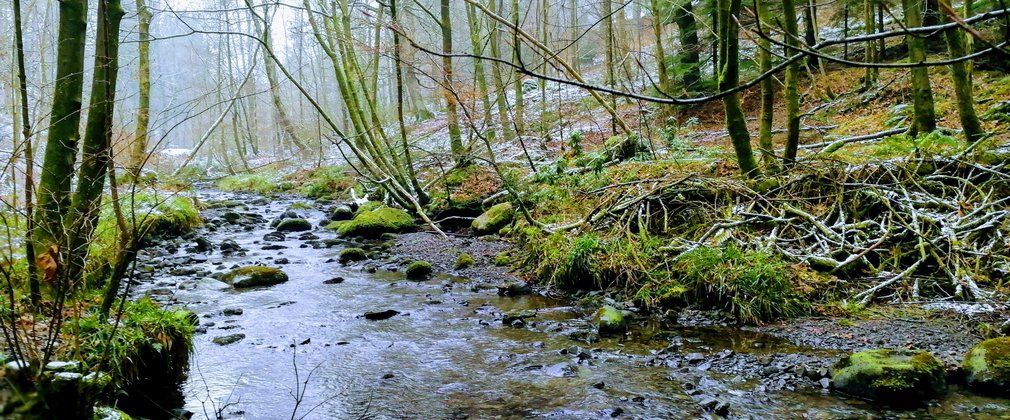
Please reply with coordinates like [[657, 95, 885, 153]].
[[88, 190, 201, 276], [71, 297, 194, 385], [295, 166, 354, 199]]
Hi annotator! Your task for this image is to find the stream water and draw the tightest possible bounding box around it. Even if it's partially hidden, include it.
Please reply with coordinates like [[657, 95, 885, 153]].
[[132, 190, 1010, 419]]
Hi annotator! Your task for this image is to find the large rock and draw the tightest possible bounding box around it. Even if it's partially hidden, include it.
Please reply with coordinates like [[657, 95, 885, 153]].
[[332, 207, 415, 238], [405, 260, 433, 279], [222, 266, 289, 288], [339, 247, 368, 263], [831, 349, 946, 402], [963, 337, 1010, 395], [330, 204, 354, 221], [471, 203, 515, 235], [276, 218, 312, 232], [592, 306, 630, 333]]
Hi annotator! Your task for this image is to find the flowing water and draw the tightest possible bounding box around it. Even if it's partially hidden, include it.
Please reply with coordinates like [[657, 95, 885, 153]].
[[133, 191, 1010, 419]]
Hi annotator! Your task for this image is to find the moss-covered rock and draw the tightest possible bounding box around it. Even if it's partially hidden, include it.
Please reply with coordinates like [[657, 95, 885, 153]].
[[493, 252, 511, 266], [405, 260, 433, 279], [336, 207, 415, 238], [339, 247, 368, 263], [592, 306, 630, 333], [330, 204, 354, 221], [222, 266, 289, 288], [276, 218, 312, 232], [471, 203, 515, 235], [831, 349, 946, 403], [454, 253, 476, 269], [963, 337, 1010, 395]]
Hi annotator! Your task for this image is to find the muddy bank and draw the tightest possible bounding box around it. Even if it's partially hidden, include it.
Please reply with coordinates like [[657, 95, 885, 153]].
[[126, 191, 1010, 419]]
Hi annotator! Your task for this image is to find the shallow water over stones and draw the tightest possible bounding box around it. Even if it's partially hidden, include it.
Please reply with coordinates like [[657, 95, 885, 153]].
[[131, 191, 1010, 419]]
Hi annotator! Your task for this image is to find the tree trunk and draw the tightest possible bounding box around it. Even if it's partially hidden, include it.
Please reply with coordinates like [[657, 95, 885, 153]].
[[803, 0, 821, 68], [258, 3, 309, 155], [941, 0, 983, 142], [511, 0, 526, 136], [441, 0, 466, 165], [674, 1, 701, 90], [466, 2, 494, 136], [66, 0, 126, 284], [603, 0, 617, 134], [488, 0, 515, 141], [757, 0, 775, 167], [650, 0, 670, 93], [392, 0, 430, 203], [718, 0, 759, 177], [903, 0, 937, 135], [128, 0, 151, 178], [864, 0, 878, 87], [35, 0, 89, 251], [782, 0, 802, 165], [12, 0, 41, 305]]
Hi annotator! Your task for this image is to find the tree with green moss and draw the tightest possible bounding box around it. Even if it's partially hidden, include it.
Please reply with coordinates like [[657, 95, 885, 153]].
[[903, 0, 937, 135], [940, 0, 984, 142], [781, 0, 802, 166], [35, 0, 89, 251], [718, 0, 760, 177]]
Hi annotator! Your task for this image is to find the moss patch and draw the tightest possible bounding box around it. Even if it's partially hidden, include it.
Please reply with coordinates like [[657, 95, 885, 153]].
[[472, 203, 515, 235], [336, 207, 415, 238], [405, 260, 433, 279], [221, 266, 289, 288], [339, 248, 368, 263], [454, 253, 476, 270], [275, 218, 312, 232], [832, 349, 946, 403], [963, 337, 1010, 395]]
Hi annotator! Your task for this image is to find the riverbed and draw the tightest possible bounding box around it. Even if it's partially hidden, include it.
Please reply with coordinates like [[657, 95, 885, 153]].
[[130, 190, 1010, 419]]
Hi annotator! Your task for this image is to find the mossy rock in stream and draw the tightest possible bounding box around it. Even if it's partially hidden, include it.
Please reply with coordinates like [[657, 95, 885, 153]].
[[963, 337, 1010, 395], [339, 247, 368, 263], [276, 218, 312, 232], [454, 253, 476, 269], [405, 260, 433, 279], [592, 306, 631, 334], [332, 207, 415, 238], [831, 349, 946, 403], [222, 266, 289, 288], [471, 203, 514, 236]]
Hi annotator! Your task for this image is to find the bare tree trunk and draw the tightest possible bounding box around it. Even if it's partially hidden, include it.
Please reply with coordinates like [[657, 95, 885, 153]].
[[903, 0, 937, 135], [128, 0, 151, 178], [782, 0, 801, 165], [12, 0, 40, 305], [718, 0, 759, 177]]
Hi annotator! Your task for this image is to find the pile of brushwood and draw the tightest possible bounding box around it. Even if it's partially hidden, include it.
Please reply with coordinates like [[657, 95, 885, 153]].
[[514, 149, 1010, 322]]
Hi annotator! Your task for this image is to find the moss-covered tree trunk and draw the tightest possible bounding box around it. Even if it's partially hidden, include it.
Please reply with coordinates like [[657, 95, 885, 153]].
[[757, 0, 775, 167], [259, 3, 309, 156], [511, 0, 526, 136], [863, 0, 878, 88], [782, 0, 801, 165], [67, 0, 125, 284], [128, 0, 151, 179], [673, 1, 701, 90], [391, 0, 429, 204], [441, 0, 466, 165], [35, 0, 89, 251], [803, 0, 821, 69], [718, 0, 760, 177], [941, 0, 984, 142], [903, 0, 937, 135], [466, 2, 493, 134]]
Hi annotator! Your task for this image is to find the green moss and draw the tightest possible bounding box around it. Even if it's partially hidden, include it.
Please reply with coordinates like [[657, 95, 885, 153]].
[[354, 201, 383, 217], [217, 173, 286, 194], [90, 190, 202, 270], [832, 349, 946, 402], [405, 260, 433, 279], [339, 247, 368, 263], [293, 166, 353, 199], [493, 252, 511, 266], [288, 202, 312, 210], [963, 337, 1010, 394], [221, 266, 289, 288], [275, 218, 312, 232], [592, 306, 629, 333], [472, 203, 515, 235], [454, 253, 476, 270], [337, 207, 415, 238]]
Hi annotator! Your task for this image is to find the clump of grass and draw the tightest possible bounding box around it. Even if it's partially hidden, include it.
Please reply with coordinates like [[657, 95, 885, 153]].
[[674, 245, 811, 324], [90, 190, 202, 271], [290, 166, 354, 199], [71, 298, 194, 386]]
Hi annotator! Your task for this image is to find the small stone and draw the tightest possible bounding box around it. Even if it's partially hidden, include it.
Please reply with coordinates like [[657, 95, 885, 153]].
[[592, 382, 605, 389], [212, 333, 246, 345], [323, 277, 345, 284], [364, 310, 400, 320]]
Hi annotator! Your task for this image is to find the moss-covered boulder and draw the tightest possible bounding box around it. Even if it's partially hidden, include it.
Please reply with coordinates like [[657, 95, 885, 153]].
[[335, 207, 415, 238], [963, 337, 1010, 395], [454, 253, 476, 269], [471, 203, 515, 235], [405, 260, 433, 279], [276, 218, 312, 232], [831, 349, 946, 402], [222, 266, 289, 288], [592, 306, 630, 333], [339, 247, 368, 263], [330, 205, 354, 221]]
